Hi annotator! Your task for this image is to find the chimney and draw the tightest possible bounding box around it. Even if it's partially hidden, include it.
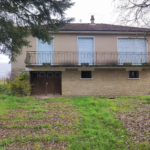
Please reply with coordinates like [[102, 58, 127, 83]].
[[90, 15, 95, 24]]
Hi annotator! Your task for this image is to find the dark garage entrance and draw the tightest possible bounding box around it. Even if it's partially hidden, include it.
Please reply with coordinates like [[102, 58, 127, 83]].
[[31, 72, 61, 95]]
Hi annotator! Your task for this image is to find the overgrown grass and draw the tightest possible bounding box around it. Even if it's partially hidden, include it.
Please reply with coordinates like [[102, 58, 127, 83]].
[[0, 82, 8, 85], [0, 95, 33, 119], [0, 94, 150, 149], [68, 97, 129, 150]]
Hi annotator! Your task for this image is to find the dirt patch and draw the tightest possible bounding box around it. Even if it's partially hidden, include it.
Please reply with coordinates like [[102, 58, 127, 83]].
[[116, 100, 150, 143], [0, 100, 81, 149], [5, 141, 67, 150]]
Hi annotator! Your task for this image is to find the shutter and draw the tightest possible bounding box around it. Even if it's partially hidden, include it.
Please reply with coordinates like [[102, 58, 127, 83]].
[[37, 39, 54, 65], [118, 38, 147, 65], [78, 38, 94, 65]]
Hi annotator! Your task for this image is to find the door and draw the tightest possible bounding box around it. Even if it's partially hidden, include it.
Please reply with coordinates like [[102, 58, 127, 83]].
[[31, 72, 61, 95], [78, 38, 94, 65], [37, 39, 54, 65], [54, 72, 61, 94], [39, 72, 46, 94], [47, 72, 61, 95], [118, 38, 147, 65], [47, 72, 55, 94], [31, 72, 38, 94]]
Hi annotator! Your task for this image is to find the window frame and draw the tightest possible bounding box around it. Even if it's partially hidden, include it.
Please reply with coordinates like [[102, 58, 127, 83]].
[[31, 72, 38, 78], [77, 36, 95, 66], [39, 72, 46, 78], [47, 72, 53, 78], [55, 72, 61, 78], [81, 71, 92, 79], [129, 71, 139, 79], [117, 37, 148, 65]]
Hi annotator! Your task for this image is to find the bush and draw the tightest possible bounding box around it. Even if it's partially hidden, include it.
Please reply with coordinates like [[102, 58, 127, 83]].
[[8, 73, 31, 96], [0, 84, 10, 95]]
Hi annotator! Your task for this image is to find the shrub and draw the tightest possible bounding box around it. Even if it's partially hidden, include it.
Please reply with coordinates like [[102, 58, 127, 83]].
[[8, 73, 31, 96], [0, 84, 10, 95]]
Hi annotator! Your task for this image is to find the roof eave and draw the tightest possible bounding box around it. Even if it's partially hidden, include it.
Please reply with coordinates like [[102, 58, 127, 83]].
[[49, 30, 150, 35]]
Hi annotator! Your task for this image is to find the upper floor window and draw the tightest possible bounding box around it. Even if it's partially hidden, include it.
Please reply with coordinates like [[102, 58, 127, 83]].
[[37, 38, 54, 65], [78, 37, 94, 65], [117, 38, 147, 65]]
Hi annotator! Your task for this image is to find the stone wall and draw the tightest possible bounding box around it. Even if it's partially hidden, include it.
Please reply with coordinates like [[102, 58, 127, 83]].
[[62, 69, 150, 96]]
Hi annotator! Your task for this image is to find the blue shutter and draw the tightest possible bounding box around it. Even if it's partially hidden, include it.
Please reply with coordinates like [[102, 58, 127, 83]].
[[118, 38, 147, 65], [78, 38, 94, 65], [37, 39, 54, 65]]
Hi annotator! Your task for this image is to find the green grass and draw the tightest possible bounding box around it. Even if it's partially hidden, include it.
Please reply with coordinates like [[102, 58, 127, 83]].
[[0, 82, 5, 85], [68, 97, 129, 150], [27, 113, 44, 120], [0, 94, 150, 149], [0, 95, 33, 119]]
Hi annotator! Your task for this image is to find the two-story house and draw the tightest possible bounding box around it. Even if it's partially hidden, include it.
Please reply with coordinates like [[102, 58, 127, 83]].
[[11, 16, 150, 96]]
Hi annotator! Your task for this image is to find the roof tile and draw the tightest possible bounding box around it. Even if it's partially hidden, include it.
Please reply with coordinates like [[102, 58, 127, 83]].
[[60, 23, 149, 32]]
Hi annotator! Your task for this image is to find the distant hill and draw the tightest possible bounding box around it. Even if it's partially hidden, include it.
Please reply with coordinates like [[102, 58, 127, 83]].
[[0, 63, 11, 78]]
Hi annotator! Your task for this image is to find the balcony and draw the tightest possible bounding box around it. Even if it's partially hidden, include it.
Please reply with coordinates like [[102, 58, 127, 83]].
[[25, 51, 150, 67]]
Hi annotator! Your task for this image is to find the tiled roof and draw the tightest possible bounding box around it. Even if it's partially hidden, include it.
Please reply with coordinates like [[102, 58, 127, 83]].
[[60, 23, 150, 32]]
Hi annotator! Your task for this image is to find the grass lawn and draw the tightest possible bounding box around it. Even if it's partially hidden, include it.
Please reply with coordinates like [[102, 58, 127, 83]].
[[0, 95, 150, 150], [0, 82, 7, 86]]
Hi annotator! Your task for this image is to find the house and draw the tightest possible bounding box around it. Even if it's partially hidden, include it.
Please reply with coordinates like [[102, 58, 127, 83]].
[[11, 16, 150, 96]]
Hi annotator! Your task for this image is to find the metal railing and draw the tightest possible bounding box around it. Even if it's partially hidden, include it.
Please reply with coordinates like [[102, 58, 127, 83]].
[[25, 51, 150, 66]]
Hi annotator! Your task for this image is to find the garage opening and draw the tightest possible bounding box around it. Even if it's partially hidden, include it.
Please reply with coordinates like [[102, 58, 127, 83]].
[[31, 72, 61, 95]]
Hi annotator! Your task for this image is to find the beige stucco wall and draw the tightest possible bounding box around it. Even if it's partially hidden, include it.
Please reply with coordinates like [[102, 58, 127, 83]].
[[12, 35, 36, 70], [11, 33, 150, 70], [62, 69, 150, 96]]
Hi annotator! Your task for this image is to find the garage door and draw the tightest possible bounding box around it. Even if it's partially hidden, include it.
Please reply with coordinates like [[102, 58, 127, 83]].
[[78, 38, 94, 65], [118, 38, 147, 65], [37, 39, 54, 65], [31, 72, 61, 95]]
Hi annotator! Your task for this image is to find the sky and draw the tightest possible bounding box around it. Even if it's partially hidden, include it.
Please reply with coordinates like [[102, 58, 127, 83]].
[[0, 0, 117, 78], [66, 0, 116, 24]]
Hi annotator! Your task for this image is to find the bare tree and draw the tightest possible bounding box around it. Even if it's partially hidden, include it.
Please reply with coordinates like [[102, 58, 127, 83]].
[[6, 71, 12, 81], [114, 0, 150, 28]]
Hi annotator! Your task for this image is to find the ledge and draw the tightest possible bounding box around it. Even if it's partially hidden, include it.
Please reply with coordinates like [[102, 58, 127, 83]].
[[26, 65, 150, 68], [128, 78, 141, 80], [80, 78, 93, 80], [78, 68, 95, 71], [126, 67, 142, 71], [25, 67, 66, 72]]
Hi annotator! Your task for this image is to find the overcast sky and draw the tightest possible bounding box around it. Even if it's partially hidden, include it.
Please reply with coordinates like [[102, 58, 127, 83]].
[[0, 0, 117, 77], [66, 0, 116, 23]]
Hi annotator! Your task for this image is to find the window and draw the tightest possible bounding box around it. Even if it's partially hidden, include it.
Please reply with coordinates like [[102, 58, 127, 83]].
[[81, 71, 92, 78], [78, 38, 94, 65], [55, 72, 61, 77], [39, 72, 46, 77], [129, 71, 139, 78], [118, 38, 147, 65], [32, 72, 38, 78], [47, 72, 53, 77]]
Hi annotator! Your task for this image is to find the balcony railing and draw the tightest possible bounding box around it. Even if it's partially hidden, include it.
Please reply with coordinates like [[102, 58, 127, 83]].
[[25, 51, 150, 66]]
